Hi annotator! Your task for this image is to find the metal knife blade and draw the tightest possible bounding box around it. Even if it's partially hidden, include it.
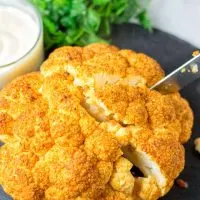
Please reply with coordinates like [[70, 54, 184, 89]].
[[150, 54, 200, 94]]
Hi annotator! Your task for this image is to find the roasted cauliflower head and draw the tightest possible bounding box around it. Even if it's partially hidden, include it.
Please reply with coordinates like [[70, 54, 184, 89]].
[[0, 43, 193, 200]]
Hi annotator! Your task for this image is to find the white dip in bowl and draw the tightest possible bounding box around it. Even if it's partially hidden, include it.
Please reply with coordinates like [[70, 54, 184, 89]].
[[0, 0, 44, 88]]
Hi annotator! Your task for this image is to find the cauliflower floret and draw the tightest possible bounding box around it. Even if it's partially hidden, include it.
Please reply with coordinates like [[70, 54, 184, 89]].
[[83, 43, 119, 60], [132, 177, 161, 200], [168, 93, 194, 143], [110, 157, 135, 195], [41, 43, 119, 78], [68, 52, 130, 88], [87, 84, 148, 126], [34, 145, 109, 200], [0, 72, 42, 119], [0, 43, 194, 200], [145, 90, 182, 141], [119, 50, 165, 86], [41, 46, 83, 77], [0, 142, 41, 200], [0, 112, 14, 142], [129, 130, 184, 195], [0, 72, 42, 143], [13, 99, 54, 156], [84, 128, 122, 162]]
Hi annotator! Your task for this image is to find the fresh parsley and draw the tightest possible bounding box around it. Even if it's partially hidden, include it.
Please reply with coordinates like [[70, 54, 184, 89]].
[[31, 0, 151, 50]]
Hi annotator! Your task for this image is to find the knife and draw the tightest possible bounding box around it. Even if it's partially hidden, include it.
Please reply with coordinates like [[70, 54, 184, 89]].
[[150, 54, 200, 94]]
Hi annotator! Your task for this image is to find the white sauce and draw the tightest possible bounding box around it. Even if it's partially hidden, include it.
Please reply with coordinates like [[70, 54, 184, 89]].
[[0, 6, 39, 66], [0, 3, 44, 88]]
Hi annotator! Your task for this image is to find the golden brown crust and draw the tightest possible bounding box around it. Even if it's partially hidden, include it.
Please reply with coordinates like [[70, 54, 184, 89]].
[[135, 136, 185, 192], [41, 46, 83, 76], [94, 85, 148, 126], [41, 43, 119, 78], [0, 113, 13, 138], [83, 43, 119, 59], [0, 142, 41, 200], [168, 93, 194, 143], [132, 177, 161, 200], [0, 72, 42, 119], [119, 50, 165, 86], [0, 43, 193, 200]]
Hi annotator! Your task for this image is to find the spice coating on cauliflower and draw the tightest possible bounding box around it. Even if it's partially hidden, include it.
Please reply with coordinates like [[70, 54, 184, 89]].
[[0, 43, 193, 200]]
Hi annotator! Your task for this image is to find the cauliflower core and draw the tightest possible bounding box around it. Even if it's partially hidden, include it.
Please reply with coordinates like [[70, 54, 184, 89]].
[[0, 43, 193, 200]]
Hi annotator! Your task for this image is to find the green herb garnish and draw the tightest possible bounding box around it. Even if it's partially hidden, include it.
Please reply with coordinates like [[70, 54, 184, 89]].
[[31, 0, 151, 50]]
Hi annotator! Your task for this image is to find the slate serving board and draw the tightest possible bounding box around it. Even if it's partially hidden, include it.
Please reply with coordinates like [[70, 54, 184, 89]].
[[0, 23, 200, 200]]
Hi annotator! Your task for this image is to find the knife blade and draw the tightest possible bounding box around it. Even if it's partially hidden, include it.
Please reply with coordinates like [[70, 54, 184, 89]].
[[150, 54, 200, 94]]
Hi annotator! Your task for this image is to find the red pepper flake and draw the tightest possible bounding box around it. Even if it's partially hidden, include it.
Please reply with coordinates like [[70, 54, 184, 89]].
[[176, 179, 188, 189]]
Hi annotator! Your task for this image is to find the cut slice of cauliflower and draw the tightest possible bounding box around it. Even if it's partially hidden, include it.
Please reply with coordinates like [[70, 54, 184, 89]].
[[122, 127, 184, 195], [87, 84, 149, 126]]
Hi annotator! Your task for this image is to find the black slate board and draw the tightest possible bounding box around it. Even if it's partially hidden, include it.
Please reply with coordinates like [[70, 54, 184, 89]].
[[0, 23, 200, 200]]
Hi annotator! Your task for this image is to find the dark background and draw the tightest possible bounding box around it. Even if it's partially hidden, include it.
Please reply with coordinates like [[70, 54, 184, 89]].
[[0, 23, 200, 200]]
